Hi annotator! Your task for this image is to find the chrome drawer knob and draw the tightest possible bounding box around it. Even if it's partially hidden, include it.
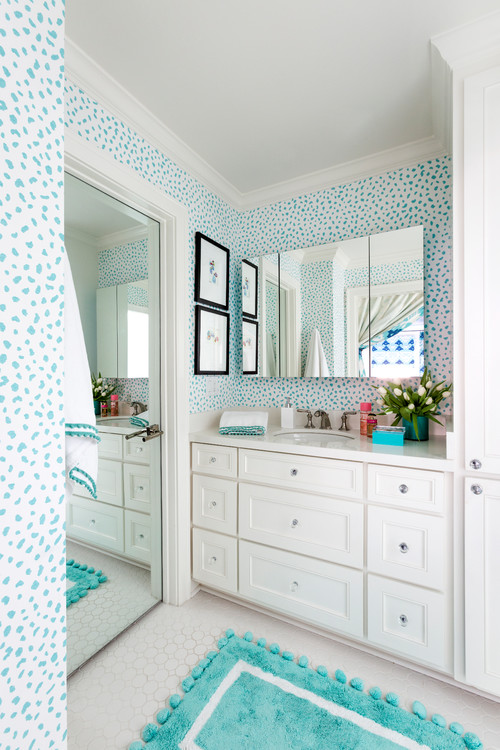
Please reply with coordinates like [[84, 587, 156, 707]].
[[291, 518, 299, 528], [471, 484, 483, 495], [137, 485, 144, 492], [209, 556, 217, 565], [399, 484, 409, 494], [290, 468, 298, 477], [290, 581, 299, 592], [209, 500, 217, 509], [136, 447, 143, 454], [210, 456, 217, 463], [138, 533, 145, 540], [399, 614, 408, 627], [90, 519, 96, 526], [470, 459, 482, 470], [399, 542, 409, 554]]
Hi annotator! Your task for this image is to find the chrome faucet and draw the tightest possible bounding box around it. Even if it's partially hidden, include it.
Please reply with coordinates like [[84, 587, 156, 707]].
[[339, 410, 357, 431], [131, 401, 147, 416], [297, 408, 315, 428], [314, 410, 332, 430]]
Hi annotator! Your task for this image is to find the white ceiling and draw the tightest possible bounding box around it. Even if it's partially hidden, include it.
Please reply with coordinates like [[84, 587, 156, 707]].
[[65, 0, 500, 197]]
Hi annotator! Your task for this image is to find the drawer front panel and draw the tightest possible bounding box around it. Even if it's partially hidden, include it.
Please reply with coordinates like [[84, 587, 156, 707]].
[[367, 507, 445, 589], [367, 465, 444, 513], [124, 436, 151, 465], [239, 483, 363, 568], [239, 541, 363, 637], [192, 528, 237, 593], [239, 449, 362, 498], [367, 575, 446, 669], [96, 458, 123, 507], [124, 509, 151, 564], [98, 432, 123, 461], [124, 463, 151, 514], [192, 475, 237, 535], [67, 497, 124, 553], [192, 443, 237, 478]]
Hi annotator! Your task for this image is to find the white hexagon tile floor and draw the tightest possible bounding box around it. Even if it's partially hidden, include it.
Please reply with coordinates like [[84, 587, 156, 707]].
[[67, 590, 500, 750], [67, 540, 159, 674]]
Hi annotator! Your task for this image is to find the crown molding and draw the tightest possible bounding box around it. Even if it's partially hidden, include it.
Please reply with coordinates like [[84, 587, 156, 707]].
[[64, 225, 98, 249], [431, 10, 500, 72], [65, 37, 241, 208], [66, 36, 448, 213], [97, 225, 148, 251]]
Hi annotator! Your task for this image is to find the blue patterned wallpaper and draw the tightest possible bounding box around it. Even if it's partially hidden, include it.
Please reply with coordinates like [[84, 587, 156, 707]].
[[0, 1, 67, 747]]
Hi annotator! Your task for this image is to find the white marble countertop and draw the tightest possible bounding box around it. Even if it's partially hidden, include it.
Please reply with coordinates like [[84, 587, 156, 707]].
[[190, 425, 455, 471]]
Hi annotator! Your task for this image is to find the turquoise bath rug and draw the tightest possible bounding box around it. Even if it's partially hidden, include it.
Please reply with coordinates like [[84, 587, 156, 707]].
[[129, 630, 482, 750], [66, 558, 107, 607]]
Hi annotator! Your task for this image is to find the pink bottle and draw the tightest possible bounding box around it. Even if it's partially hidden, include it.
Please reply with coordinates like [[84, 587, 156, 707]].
[[110, 394, 119, 417], [360, 402, 372, 436]]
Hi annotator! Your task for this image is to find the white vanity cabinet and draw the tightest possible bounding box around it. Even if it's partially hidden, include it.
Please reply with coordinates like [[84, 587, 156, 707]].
[[191, 439, 452, 674], [68, 429, 152, 564]]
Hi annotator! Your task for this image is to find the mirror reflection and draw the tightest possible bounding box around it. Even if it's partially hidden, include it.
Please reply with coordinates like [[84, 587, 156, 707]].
[[242, 226, 424, 378]]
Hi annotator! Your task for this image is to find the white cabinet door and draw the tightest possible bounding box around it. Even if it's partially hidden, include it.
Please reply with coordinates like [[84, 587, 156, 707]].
[[465, 478, 500, 695], [96, 458, 123, 507], [239, 540, 363, 637], [192, 474, 237, 535], [67, 497, 124, 553], [124, 509, 151, 564], [124, 436, 151, 465], [192, 443, 238, 478], [124, 463, 151, 514], [367, 465, 444, 514], [239, 483, 363, 568], [192, 528, 237, 593], [464, 68, 500, 475]]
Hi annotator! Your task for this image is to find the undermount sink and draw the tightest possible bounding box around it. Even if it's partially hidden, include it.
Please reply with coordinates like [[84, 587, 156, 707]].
[[273, 429, 355, 445]]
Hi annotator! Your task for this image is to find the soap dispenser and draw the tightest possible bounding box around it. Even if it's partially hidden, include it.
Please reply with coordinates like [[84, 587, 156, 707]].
[[281, 397, 294, 428]]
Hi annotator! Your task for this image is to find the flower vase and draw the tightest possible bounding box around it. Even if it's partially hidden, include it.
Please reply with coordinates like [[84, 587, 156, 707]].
[[402, 416, 429, 441], [94, 400, 100, 416]]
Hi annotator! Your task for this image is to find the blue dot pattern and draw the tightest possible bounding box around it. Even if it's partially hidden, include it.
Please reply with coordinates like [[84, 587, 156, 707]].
[[65, 82, 452, 414], [0, 1, 66, 748]]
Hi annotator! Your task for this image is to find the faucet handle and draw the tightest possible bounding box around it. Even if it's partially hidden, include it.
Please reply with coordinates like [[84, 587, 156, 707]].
[[297, 408, 315, 429]]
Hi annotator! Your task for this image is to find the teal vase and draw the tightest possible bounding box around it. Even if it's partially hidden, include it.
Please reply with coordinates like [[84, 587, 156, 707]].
[[94, 400, 100, 416], [402, 416, 429, 441]]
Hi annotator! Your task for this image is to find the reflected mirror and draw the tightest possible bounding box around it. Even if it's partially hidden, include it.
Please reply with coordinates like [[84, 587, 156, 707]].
[[241, 226, 424, 378]]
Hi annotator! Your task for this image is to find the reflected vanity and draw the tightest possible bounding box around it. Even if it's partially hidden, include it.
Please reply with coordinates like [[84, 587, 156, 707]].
[[241, 226, 424, 379]]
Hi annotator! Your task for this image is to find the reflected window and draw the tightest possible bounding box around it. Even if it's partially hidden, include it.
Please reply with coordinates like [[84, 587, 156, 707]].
[[127, 309, 149, 378], [365, 313, 424, 378]]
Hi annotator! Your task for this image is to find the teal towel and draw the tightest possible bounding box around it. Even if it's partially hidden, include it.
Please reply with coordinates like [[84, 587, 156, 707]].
[[130, 415, 149, 427], [219, 425, 266, 436]]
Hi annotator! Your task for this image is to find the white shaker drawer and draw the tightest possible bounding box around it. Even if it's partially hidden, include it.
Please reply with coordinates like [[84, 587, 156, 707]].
[[192, 443, 237, 478], [239, 541, 363, 637], [367, 465, 444, 514], [192, 528, 237, 593], [239, 449, 363, 499], [124, 463, 151, 514], [124, 436, 151, 465], [96, 458, 123, 507], [367, 507, 445, 590], [67, 497, 124, 553], [239, 483, 363, 568], [192, 475, 237, 535], [367, 575, 447, 669], [98, 432, 123, 461], [124, 509, 151, 564]]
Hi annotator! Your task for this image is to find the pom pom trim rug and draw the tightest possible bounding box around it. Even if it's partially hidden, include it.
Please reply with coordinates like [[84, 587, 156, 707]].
[[66, 558, 107, 607], [129, 629, 483, 750]]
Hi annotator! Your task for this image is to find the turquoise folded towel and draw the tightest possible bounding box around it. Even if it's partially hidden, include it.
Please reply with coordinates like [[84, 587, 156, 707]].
[[219, 425, 266, 436], [130, 414, 149, 428]]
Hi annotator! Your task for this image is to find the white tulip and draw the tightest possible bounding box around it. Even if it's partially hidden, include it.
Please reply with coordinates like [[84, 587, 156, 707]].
[[426, 397, 433, 405], [417, 386, 426, 396], [408, 403, 415, 410], [403, 392, 410, 401], [394, 388, 402, 396], [392, 377, 402, 386], [442, 391, 450, 399], [430, 404, 437, 411], [378, 387, 387, 396], [436, 384, 445, 391], [97, 378, 102, 384], [426, 381, 433, 389], [376, 399, 384, 406]]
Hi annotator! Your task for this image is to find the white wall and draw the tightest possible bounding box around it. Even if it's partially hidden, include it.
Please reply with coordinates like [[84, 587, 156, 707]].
[[66, 229, 99, 373]]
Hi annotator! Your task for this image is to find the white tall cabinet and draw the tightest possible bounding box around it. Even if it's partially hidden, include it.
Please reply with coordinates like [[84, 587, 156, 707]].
[[461, 65, 500, 695]]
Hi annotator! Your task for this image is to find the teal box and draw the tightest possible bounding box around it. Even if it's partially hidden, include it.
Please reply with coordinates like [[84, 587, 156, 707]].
[[372, 430, 405, 446]]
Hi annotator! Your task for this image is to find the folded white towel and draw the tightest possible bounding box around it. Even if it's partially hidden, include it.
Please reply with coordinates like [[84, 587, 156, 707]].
[[219, 411, 269, 429], [64, 253, 100, 500], [130, 410, 149, 427], [304, 328, 330, 377]]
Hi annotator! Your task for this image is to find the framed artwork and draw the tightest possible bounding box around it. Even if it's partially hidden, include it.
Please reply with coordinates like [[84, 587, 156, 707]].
[[241, 259, 258, 319], [194, 305, 230, 375], [242, 318, 259, 375], [194, 232, 230, 310]]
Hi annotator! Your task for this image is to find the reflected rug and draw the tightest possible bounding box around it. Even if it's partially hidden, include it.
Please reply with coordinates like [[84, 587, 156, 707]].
[[66, 558, 107, 607], [129, 630, 482, 750]]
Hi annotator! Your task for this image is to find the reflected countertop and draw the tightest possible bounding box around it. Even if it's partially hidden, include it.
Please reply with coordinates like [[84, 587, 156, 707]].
[[96, 416, 138, 436], [189, 425, 454, 471]]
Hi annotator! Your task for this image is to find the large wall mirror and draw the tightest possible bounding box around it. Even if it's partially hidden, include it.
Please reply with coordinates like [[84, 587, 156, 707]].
[[241, 226, 424, 378]]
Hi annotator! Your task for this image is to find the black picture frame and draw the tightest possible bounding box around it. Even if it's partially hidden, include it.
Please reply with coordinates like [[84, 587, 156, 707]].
[[194, 232, 230, 311], [194, 304, 230, 375], [241, 259, 258, 319], [242, 318, 259, 375]]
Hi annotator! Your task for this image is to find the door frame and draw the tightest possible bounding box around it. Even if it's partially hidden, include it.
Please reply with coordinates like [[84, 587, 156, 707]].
[[65, 130, 191, 606]]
